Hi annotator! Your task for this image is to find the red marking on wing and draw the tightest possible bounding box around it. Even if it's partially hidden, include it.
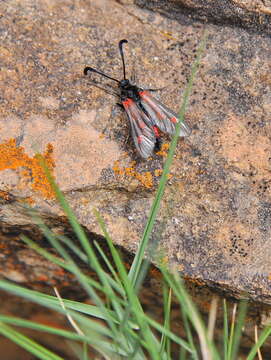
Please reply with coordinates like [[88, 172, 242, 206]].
[[123, 98, 134, 107], [139, 121, 146, 129], [139, 91, 165, 120], [139, 91, 147, 96], [153, 125, 159, 137], [122, 97, 156, 158], [139, 90, 191, 137]]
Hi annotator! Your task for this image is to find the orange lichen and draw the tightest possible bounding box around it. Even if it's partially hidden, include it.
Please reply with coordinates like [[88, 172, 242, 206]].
[[154, 169, 163, 177], [36, 274, 49, 282], [113, 161, 154, 188], [19, 197, 35, 205], [156, 143, 170, 157], [125, 166, 136, 177], [112, 161, 124, 176], [0, 190, 11, 201], [160, 31, 178, 41], [149, 267, 162, 279], [135, 171, 153, 188], [53, 268, 66, 277], [113, 157, 176, 189], [0, 138, 55, 199]]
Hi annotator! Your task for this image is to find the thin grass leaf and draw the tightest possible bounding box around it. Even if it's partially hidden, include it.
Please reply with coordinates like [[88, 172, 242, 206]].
[[68, 341, 104, 360], [0, 280, 114, 339], [161, 268, 218, 360], [230, 300, 248, 360], [93, 240, 124, 292], [53, 288, 89, 360], [37, 160, 123, 313], [0, 280, 104, 318], [93, 209, 130, 287], [21, 233, 128, 312], [165, 288, 172, 358], [180, 304, 198, 360], [36, 171, 136, 356], [223, 299, 229, 359], [25, 221, 126, 299], [58, 234, 126, 297], [0, 312, 134, 358], [227, 303, 237, 360], [0, 315, 87, 342], [36, 164, 130, 348], [94, 209, 162, 359], [82, 341, 88, 360], [179, 346, 187, 360], [0, 322, 63, 360], [22, 226, 128, 350], [57, 233, 89, 263], [38, 156, 97, 265], [20, 234, 105, 297], [129, 31, 208, 288], [94, 211, 160, 358], [247, 325, 271, 360], [208, 297, 218, 341], [141, 313, 192, 353], [160, 285, 172, 356]]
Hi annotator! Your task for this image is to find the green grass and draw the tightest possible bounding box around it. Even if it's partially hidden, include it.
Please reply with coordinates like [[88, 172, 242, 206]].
[[0, 31, 270, 359]]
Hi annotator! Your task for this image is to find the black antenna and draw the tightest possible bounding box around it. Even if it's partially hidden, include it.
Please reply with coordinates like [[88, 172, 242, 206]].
[[119, 39, 128, 80], [83, 66, 120, 83]]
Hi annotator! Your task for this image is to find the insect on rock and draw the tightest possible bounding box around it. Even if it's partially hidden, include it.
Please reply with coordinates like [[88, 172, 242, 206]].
[[84, 39, 191, 159]]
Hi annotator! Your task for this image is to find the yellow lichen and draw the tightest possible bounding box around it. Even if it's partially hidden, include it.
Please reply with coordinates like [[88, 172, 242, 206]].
[[135, 171, 153, 188], [112, 161, 124, 176], [113, 161, 154, 189], [0, 138, 55, 199], [156, 143, 170, 157], [0, 190, 11, 201], [112, 142, 176, 189], [154, 169, 163, 177]]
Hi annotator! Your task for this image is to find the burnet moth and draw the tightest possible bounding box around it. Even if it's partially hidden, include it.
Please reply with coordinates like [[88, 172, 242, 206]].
[[84, 39, 191, 158]]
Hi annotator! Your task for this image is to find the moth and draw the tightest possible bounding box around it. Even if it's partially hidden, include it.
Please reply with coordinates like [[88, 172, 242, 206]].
[[84, 39, 191, 158]]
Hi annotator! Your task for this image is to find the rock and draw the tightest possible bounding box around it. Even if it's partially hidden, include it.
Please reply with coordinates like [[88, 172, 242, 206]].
[[0, 0, 271, 307], [134, 0, 271, 34]]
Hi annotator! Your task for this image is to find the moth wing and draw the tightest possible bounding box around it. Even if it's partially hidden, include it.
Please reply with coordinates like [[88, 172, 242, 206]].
[[122, 98, 156, 158], [139, 91, 191, 137]]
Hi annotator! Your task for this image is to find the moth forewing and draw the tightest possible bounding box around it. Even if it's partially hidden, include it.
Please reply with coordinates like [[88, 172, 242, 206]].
[[139, 91, 191, 137]]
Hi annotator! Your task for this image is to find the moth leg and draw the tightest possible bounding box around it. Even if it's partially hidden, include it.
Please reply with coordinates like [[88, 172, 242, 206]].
[[116, 102, 124, 109], [86, 80, 119, 98], [130, 57, 137, 84], [154, 137, 162, 152], [145, 85, 169, 92], [101, 103, 123, 136]]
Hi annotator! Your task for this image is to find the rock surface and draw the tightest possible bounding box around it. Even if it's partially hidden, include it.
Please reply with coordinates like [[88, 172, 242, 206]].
[[135, 0, 271, 34], [0, 0, 271, 305]]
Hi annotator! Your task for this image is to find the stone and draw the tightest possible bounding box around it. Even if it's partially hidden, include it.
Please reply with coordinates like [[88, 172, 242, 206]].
[[0, 0, 271, 307]]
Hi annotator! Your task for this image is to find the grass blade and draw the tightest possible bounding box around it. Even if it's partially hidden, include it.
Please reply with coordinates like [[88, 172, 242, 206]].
[[0, 322, 63, 360], [0, 315, 87, 342], [223, 299, 228, 359], [129, 31, 208, 288], [94, 209, 162, 359], [160, 285, 172, 356], [247, 325, 271, 360], [230, 300, 248, 360]]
